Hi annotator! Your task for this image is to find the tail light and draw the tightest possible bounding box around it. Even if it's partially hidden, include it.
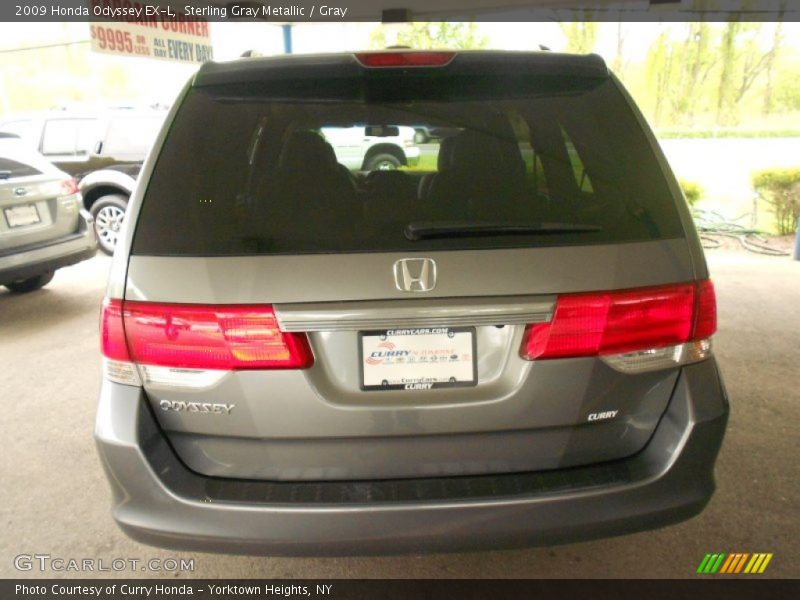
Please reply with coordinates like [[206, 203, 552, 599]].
[[100, 298, 140, 386], [100, 299, 313, 387], [60, 178, 80, 196], [354, 51, 456, 68], [520, 281, 716, 373]]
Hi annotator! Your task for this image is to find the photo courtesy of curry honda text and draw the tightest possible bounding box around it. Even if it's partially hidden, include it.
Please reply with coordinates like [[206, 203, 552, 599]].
[[95, 50, 729, 555]]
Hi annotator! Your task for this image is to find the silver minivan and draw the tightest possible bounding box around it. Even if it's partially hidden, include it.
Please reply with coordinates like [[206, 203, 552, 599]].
[[96, 51, 728, 555]]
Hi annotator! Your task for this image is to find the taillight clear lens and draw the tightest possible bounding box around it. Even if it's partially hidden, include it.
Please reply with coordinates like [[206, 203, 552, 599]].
[[521, 281, 715, 362], [354, 51, 456, 68], [100, 298, 141, 386], [122, 302, 313, 370]]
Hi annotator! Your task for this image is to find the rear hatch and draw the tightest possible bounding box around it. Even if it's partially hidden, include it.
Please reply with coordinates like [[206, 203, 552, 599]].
[[119, 52, 705, 481], [0, 139, 81, 255]]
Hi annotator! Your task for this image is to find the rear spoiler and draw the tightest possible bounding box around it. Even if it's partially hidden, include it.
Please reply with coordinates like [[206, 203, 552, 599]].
[[193, 51, 609, 88]]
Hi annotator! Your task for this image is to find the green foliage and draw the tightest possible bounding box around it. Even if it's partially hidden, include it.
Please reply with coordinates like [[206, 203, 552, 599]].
[[776, 73, 800, 111], [643, 23, 718, 127], [560, 21, 597, 54], [401, 153, 437, 172], [679, 180, 704, 206], [637, 21, 789, 128], [752, 167, 800, 234], [370, 23, 488, 51]]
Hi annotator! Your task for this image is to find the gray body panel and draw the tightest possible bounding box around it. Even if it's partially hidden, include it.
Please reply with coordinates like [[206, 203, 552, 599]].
[[124, 239, 695, 304], [0, 209, 96, 284], [94, 360, 728, 555], [125, 240, 694, 480], [0, 174, 80, 251], [96, 51, 727, 551]]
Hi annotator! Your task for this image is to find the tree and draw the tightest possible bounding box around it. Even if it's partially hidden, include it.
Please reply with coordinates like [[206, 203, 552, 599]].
[[776, 72, 800, 112], [680, 22, 717, 124], [644, 28, 673, 127], [611, 22, 628, 78], [642, 23, 719, 128], [762, 3, 787, 116], [560, 20, 597, 54], [753, 168, 800, 235], [716, 21, 740, 125], [734, 24, 772, 104], [713, 20, 779, 125]]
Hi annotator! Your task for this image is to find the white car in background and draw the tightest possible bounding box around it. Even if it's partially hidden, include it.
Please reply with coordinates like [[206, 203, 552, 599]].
[[322, 125, 421, 171]]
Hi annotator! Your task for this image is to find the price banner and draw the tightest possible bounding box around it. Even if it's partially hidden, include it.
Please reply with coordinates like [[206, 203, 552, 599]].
[[88, 1, 213, 64]]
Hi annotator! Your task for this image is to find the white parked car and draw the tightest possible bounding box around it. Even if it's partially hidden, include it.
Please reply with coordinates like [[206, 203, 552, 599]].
[[322, 125, 421, 171]]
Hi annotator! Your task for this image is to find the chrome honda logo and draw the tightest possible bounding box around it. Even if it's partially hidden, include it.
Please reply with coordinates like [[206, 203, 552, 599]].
[[393, 258, 437, 292], [13, 187, 27, 197]]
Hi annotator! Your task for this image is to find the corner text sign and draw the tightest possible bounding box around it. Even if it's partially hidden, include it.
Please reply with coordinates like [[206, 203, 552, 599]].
[[89, 3, 213, 64]]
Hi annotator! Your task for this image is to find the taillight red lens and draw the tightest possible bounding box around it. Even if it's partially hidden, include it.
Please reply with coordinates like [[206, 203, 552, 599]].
[[60, 178, 79, 196], [354, 51, 456, 68], [100, 298, 130, 361], [100, 300, 313, 370], [693, 279, 717, 339], [521, 281, 716, 360]]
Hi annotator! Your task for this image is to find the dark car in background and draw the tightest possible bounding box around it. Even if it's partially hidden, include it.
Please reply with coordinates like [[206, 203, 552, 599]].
[[0, 107, 166, 254], [0, 133, 96, 292]]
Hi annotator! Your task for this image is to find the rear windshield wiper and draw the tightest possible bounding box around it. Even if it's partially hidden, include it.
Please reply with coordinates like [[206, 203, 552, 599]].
[[404, 221, 602, 241]]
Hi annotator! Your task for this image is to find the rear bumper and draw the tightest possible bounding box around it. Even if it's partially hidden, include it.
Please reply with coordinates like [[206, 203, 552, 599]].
[[0, 210, 97, 284], [95, 360, 728, 556]]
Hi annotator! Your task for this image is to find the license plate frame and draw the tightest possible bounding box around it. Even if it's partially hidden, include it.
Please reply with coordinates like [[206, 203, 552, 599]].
[[4, 204, 41, 228], [358, 326, 478, 391]]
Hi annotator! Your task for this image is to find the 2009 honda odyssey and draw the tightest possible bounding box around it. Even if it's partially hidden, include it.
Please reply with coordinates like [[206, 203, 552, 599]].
[[96, 50, 728, 555]]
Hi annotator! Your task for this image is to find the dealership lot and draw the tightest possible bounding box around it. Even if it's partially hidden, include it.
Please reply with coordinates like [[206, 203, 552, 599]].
[[1, 251, 797, 578]]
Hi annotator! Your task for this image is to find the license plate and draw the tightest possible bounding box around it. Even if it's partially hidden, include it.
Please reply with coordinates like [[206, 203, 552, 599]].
[[4, 204, 41, 228], [359, 327, 477, 391]]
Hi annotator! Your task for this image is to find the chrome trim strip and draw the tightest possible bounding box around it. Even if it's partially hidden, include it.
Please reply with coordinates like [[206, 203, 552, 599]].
[[275, 296, 555, 332]]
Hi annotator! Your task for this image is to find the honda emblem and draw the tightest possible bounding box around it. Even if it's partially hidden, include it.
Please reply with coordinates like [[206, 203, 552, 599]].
[[393, 258, 437, 292]]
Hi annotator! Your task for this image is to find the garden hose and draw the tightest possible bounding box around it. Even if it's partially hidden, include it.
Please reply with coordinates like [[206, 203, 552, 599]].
[[692, 209, 791, 256]]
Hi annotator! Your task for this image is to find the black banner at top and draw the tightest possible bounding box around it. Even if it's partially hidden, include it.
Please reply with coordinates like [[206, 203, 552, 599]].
[[2, 0, 800, 23], [3, 579, 800, 600]]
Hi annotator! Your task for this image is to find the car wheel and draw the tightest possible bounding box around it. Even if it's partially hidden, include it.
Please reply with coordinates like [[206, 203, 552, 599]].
[[90, 194, 128, 255], [5, 270, 54, 293], [365, 154, 402, 171], [414, 129, 429, 144]]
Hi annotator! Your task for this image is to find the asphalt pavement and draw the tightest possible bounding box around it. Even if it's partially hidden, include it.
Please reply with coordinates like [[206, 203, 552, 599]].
[[1, 250, 797, 578]]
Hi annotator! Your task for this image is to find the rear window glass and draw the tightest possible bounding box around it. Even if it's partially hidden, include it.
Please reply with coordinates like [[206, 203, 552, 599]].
[[133, 76, 683, 256], [0, 157, 41, 179]]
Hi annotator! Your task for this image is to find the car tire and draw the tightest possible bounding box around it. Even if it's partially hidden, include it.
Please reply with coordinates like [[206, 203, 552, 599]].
[[90, 194, 128, 255], [365, 153, 402, 171], [5, 270, 54, 293], [414, 129, 429, 144]]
